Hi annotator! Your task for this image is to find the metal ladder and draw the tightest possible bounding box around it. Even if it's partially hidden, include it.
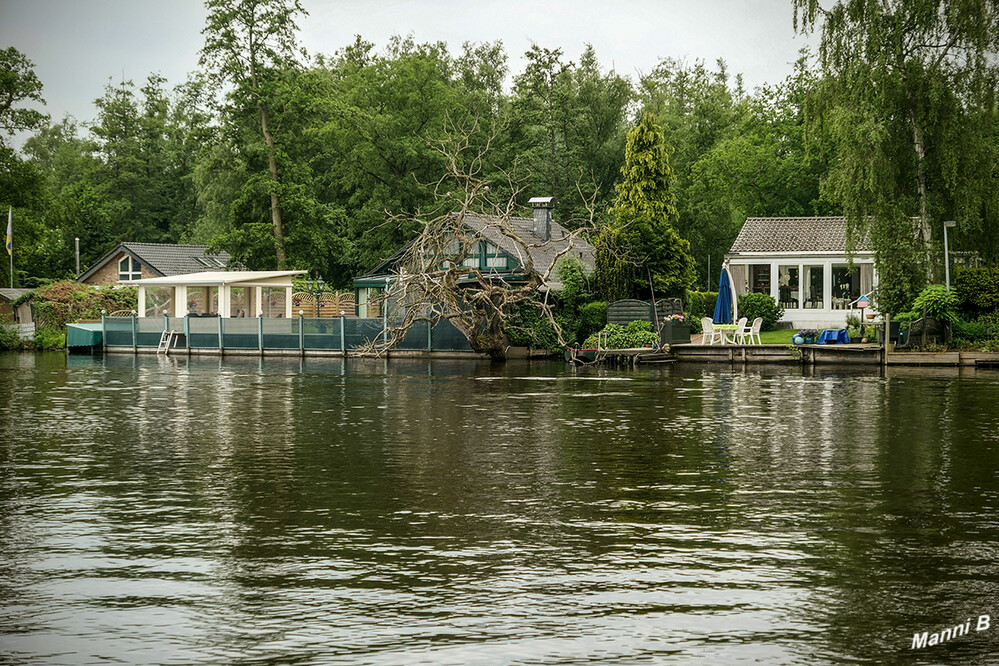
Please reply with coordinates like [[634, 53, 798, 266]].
[[157, 330, 177, 355]]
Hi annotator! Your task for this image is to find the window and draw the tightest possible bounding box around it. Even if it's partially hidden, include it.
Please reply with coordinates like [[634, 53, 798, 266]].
[[118, 255, 142, 281], [749, 264, 771, 294], [462, 241, 480, 268], [357, 287, 383, 318], [144, 286, 174, 317], [483, 242, 508, 270], [778, 266, 799, 309], [261, 287, 285, 318], [803, 265, 824, 309], [831, 264, 860, 309], [230, 287, 247, 318]]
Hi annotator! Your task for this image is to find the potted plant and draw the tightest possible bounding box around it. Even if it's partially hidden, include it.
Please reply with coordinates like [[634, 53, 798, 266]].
[[661, 313, 691, 344], [797, 328, 818, 344]]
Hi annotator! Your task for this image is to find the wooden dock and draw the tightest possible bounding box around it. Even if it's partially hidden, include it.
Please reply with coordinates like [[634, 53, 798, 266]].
[[670, 343, 999, 367]]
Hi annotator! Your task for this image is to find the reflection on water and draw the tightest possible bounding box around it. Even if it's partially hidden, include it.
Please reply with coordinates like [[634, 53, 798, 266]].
[[2, 352, 999, 664]]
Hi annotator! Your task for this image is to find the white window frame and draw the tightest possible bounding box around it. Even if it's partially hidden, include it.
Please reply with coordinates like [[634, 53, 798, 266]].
[[118, 255, 143, 281]]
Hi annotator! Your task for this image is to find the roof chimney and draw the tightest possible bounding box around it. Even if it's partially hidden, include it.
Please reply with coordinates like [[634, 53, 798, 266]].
[[529, 196, 554, 241]]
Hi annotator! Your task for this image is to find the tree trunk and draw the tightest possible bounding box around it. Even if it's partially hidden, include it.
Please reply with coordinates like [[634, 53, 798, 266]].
[[908, 103, 933, 280], [260, 102, 287, 270]]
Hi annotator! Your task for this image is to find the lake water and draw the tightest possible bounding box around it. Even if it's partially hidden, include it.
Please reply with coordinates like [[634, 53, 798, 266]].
[[2, 352, 999, 664]]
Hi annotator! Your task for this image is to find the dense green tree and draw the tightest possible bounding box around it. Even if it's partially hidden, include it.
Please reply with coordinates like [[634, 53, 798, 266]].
[[594, 113, 696, 300], [794, 0, 999, 312], [508, 44, 630, 226], [200, 0, 308, 269], [682, 55, 836, 287]]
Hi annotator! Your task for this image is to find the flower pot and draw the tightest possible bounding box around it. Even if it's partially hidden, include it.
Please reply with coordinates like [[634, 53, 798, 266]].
[[661, 322, 691, 345]]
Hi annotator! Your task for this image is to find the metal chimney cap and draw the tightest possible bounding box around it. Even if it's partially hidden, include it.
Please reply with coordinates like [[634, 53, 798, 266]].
[[528, 196, 555, 207]]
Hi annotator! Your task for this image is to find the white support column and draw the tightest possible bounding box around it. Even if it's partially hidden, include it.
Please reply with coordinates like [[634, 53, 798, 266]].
[[219, 285, 229, 318], [823, 261, 833, 314], [176, 286, 187, 317], [254, 286, 263, 317], [285, 286, 293, 319], [770, 263, 779, 302], [137, 286, 146, 318]]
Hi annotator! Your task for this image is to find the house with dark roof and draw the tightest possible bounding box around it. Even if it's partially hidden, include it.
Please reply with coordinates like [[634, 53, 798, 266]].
[[78, 242, 233, 286], [725, 217, 877, 327], [353, 198, 596, 317]]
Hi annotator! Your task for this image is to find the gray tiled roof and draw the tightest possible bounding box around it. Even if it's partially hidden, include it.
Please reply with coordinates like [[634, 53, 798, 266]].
[[729, 217, 873, 254], [121, 242, 233, 275], [361, 212, 596, 291], [79, 242, 234, 282], [466, 213, 596, 290]]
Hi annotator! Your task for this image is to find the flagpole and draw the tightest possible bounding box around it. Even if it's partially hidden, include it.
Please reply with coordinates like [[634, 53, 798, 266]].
[[6, 207, 11, 289]]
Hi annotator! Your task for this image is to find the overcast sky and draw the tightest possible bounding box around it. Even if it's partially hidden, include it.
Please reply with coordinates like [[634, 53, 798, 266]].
[[1, 0, 814, 132]]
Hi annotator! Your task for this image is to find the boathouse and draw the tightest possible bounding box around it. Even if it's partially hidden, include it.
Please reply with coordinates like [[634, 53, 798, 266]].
[[725, 217, 877, 328]]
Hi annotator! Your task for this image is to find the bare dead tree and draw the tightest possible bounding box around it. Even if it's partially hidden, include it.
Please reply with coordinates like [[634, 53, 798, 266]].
[[357, 119, 598, 360]]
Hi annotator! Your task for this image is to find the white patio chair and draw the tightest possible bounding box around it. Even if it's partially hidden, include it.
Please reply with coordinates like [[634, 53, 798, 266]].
[[700, 317, 721, 345], [740, 317, 763, 345], [731, 317, 749, 344]]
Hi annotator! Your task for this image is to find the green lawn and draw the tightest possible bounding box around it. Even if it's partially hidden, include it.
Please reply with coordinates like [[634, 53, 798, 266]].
[[758, 329, 798, 345]]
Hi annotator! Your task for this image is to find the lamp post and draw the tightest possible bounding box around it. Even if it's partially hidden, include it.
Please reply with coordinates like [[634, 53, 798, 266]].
[[943, 220, 956, 290], [304, 276, 326, 318]]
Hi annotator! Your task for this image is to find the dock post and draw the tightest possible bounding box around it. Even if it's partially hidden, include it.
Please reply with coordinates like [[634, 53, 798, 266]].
[[340, 313, 346, 357], [163, 313, 168, 335], [218, 315, 223, 355], [131, 312, 137, 353], [101, 310, 107, 352], [427, 320, 432, 351], [184, 315, 190, 355], [299, 311, 305, 356], [257, 314, 263, 356]]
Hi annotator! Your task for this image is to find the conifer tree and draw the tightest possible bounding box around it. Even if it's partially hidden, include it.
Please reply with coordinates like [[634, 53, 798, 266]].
[[595, 113, 696, 300]]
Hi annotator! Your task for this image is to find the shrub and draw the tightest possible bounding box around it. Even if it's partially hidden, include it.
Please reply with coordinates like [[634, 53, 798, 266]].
[[686, 291, 718, 323], [952, 318, 991, 343], [737, 293, 784, 331], [503, 301, 560, 351], [910, 284, 959, 324], [583, 321, 660, 349], [31, 327, 66, 350], [954, 267, 999, 317], [0, 315, 21, 350], [23, 281, 137, 328], [576, 301, 607, 342]]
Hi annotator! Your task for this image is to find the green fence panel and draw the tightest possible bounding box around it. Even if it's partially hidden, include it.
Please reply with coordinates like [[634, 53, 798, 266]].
[[261, 317, 299, 350], [188, 316, 221, 349], [103, 318, 134, 347], [303, 317, 341, 350], [222, 318, 260, 349], [431, 320, 473, 351], [344, 318, 385, 349]]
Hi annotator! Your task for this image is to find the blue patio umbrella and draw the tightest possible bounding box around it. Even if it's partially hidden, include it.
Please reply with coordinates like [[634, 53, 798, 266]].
[[713, 269, 733, 324]]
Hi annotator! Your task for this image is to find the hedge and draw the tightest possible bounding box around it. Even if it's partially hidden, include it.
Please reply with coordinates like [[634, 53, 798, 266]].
[[736, 293, 784, 331], [954, 267, 999, 317]]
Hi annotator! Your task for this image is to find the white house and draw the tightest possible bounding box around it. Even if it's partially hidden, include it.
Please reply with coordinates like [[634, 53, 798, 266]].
[[724, 217, 877, 328]]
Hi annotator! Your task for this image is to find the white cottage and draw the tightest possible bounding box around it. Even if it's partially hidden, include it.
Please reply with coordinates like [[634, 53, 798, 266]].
[[131, 270, 306, 319], [725, 217, 877, 328]]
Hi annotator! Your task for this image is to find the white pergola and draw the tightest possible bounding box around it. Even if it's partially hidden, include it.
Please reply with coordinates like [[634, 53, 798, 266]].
[[131, 270, 306, 318]]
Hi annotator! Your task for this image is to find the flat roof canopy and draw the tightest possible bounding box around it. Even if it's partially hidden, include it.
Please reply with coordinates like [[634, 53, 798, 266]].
[[131, 270, 306, 287]]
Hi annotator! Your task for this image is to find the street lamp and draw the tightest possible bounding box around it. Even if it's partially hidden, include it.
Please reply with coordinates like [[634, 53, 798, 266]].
[[943, 220, 956, 290], [304, 276, 327, 318]]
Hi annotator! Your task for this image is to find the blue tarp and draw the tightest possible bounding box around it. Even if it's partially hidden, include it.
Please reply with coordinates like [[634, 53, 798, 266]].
[[713, 270, 733, 324], [816, 328, 850, 344]]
